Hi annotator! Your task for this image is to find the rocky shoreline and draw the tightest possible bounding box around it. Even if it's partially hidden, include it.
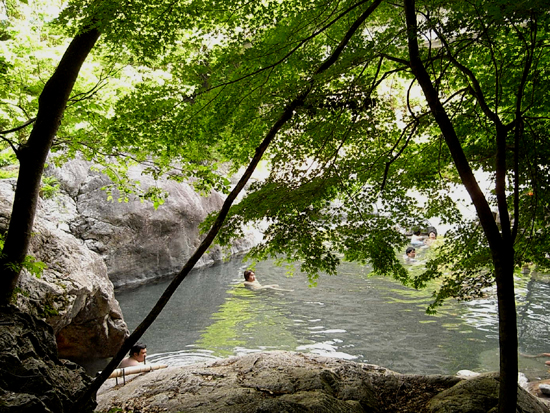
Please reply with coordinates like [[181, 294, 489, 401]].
[[96, 351, 550, 413]]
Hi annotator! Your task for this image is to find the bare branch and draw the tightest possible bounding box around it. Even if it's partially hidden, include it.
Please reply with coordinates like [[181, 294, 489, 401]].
[[0, 118, 36, 135]]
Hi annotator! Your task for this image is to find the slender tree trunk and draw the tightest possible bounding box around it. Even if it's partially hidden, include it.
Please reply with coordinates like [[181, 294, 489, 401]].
[[70, 3, 384, 410], [403, 1, 518, 411], [70, 94, 307, 412], [0, 28, 100, 306]]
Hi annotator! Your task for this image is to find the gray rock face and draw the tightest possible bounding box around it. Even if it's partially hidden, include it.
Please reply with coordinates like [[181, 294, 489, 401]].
[[48, 159, 259, 288], [0, 159, 257, 360], [96, 351, 459, 413], [0, 179, 128, 360], [0, 305, 94, 413], [96, 352, 549, 413]]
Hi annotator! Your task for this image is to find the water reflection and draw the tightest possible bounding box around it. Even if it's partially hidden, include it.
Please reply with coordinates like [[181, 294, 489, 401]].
[[115, 258, 550, 381], [196, 287, 300, 357]]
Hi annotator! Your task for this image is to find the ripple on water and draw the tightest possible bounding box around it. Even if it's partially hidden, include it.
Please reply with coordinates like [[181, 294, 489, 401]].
[[147, 348, 220, 367], [296, 341, 358, 360]]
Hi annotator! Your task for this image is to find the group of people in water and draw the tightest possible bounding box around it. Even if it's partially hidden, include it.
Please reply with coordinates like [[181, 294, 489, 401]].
[[403, 227, 438, 264], [116, 227, 439, 369], [118, 256, 550, 374]]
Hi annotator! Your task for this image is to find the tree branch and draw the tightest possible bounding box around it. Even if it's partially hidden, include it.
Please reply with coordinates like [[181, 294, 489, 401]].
[[0, 118, 37, 156], [0, 118, 36, 136], [511, 18, 537, 243], [403, 0, 499, 246]]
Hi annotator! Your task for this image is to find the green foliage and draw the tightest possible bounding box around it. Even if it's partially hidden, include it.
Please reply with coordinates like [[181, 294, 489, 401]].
[[0, 151, 17, 167], [0, 169, 18, 179], [186, 0, 550, 316], [40, 175, 60, 199], [13, 287, 29, 298], [41, 302, 59, 317], [3, 0, 549, 320], [3, 254, 47, 279], [0, 233, 46, 280], [0, 0, 68, 143]]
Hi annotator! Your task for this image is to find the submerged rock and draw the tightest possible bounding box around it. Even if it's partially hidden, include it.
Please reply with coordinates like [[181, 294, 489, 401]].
[[0, 306, 94, 413]]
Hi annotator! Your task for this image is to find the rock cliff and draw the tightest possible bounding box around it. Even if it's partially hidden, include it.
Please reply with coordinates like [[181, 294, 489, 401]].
[[0, 178, 128, 360], [47, 159, 259, 288], [0, 159, 258, 360]]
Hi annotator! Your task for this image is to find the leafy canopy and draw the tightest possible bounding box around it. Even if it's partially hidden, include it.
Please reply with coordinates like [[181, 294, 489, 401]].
[[4, 0, 550, 312]]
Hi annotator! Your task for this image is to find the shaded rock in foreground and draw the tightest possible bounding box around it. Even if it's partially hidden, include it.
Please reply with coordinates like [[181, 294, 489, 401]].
[[97, 351, 497, 413], [96, 352, 550, 413], [0, 306, 94, 413], [427, 373, 549, 413]]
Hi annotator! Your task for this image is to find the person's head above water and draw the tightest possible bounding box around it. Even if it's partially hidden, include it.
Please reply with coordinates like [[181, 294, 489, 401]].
[[119, 342, 147, 368], [129, 342, 147, 361], [406, 247, 416, 257], [244, 270, 256, 282]]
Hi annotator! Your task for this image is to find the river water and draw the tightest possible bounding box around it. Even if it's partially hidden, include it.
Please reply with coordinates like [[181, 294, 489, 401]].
[[116, 257, 550, 381]]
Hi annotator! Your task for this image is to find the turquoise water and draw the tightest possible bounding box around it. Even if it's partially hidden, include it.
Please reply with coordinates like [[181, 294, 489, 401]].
[[115, 257, 550, 381]]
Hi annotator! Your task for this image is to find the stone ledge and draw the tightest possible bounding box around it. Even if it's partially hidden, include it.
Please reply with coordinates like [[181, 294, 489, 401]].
[[96, 351, 550, 413]]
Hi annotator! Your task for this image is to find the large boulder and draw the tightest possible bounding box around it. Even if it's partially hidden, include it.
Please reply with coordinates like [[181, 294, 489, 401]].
[[47, 159, 260, 288], [0, 180, 128, 360], [427, 373, 549, 413], [0, 305, 94, 413], [96, 352, 550, 413], [96, 352, 384, 413], [96, 351, 460, 413]]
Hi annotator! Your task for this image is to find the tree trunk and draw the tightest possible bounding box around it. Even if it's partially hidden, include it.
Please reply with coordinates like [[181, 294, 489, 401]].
[[403, 1, 518, 411], [0, 28, 100, 306], [494, 246, 519, 412]]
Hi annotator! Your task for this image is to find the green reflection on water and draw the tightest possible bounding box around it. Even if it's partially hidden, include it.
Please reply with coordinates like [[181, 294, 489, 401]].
[[196, 285, 300, 357]]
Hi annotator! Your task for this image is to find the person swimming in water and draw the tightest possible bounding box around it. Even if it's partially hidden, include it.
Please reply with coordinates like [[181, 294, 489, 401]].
[[243, 270, 293, 291], [403, 247, 417, 263], [243, 270, 279, 290], [424, 230, 438, 247], [410, 230, 425, 246]]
